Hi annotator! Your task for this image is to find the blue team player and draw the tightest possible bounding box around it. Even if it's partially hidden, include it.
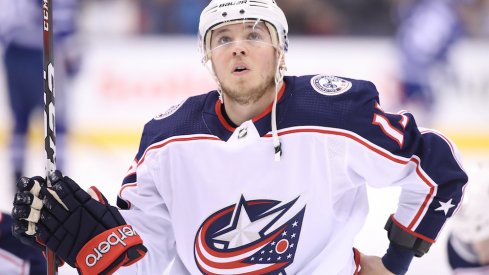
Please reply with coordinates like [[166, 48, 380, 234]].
[[0, 212, 46, 274], [1, 0, 80, 184], [395, 0, 465, 124]]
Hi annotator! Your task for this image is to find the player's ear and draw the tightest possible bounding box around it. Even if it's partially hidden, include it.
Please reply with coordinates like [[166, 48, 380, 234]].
[[276, 50, 286, 70], [279, 56, 287, 72]]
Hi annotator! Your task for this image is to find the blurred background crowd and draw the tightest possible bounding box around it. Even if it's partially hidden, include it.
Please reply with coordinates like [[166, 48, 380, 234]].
[[133, 0, 489, 37]]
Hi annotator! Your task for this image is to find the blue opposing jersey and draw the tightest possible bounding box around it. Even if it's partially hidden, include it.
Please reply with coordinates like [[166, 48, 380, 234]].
[[116, 75, 467, 275], [0, 213, 46, 275], [396, 0, 464, 85], [0, 0, 78, 48]]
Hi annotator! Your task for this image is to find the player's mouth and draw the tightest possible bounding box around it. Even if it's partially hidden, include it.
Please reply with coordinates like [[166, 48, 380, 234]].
[[232, 64, 249, 75]]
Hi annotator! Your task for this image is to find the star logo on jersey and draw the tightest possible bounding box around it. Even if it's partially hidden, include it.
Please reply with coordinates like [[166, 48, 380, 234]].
[[435, 198, 455, 216], [310, 75, 352, 96], [194, 196, 306, 275]]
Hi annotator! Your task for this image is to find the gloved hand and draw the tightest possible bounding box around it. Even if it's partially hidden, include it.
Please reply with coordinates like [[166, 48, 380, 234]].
[[12, 171, 147, 274]]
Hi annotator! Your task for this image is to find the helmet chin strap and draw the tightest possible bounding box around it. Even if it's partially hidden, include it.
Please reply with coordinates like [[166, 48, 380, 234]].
[[204, 47, 286, 162], [272, 50, 285, 161], [203, 61, 224, 103]]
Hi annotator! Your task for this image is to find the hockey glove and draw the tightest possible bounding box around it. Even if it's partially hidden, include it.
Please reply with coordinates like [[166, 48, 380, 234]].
[[11, 176, 65, 266], [12, 171, 147, 274]]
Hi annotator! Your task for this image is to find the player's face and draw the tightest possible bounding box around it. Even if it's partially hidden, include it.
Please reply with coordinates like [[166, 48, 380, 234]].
[[209, 21, 278, 105]]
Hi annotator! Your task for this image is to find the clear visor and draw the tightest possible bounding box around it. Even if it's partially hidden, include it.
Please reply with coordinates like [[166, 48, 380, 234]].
[[203, 19, 277, 62]]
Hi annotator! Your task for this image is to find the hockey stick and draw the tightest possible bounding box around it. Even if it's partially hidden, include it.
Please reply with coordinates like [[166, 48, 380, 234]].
[[42, 0, 58, 274]]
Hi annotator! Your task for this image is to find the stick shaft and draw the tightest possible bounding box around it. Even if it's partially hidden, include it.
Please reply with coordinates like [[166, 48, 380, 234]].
[[42, 0, 58, 274]]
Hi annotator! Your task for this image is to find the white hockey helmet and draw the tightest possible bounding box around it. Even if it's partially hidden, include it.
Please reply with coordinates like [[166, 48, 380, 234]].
[[198, 0, 289, 63]]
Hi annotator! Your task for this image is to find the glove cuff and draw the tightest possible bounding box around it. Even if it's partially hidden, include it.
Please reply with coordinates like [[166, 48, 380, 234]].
[[75, 225, 143, 274]]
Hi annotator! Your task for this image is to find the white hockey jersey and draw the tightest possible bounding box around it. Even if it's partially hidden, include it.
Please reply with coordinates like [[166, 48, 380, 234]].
[[116, 75, 467, 275], [0, 249, 29, 275]]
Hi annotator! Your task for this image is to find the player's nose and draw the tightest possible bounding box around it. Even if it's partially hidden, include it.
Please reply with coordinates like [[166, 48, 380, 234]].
[[231, 41, 247, 57]]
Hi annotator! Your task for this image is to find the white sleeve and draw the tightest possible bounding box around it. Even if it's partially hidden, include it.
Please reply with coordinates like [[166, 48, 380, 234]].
[[0, 248, 30, 275], [116, 153, 176, 275]]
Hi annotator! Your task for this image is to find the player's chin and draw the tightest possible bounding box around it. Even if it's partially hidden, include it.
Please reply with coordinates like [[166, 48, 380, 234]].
[[225, 75, 250, 86]]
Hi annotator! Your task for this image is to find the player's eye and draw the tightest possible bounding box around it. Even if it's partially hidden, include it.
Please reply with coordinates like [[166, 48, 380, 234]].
[[247, 31, 262, 41], [216, 35, 232, 46]]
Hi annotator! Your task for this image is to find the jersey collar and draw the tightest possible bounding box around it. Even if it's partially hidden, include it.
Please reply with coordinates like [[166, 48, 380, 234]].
[[214, 83, 287, 132]]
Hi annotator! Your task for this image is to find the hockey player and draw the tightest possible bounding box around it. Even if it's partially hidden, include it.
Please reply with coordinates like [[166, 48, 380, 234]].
[[11, 0, 468, 274], [0, 212, 46, 274], [394, 0, 465, 125], [1, 0, 81, 186]]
